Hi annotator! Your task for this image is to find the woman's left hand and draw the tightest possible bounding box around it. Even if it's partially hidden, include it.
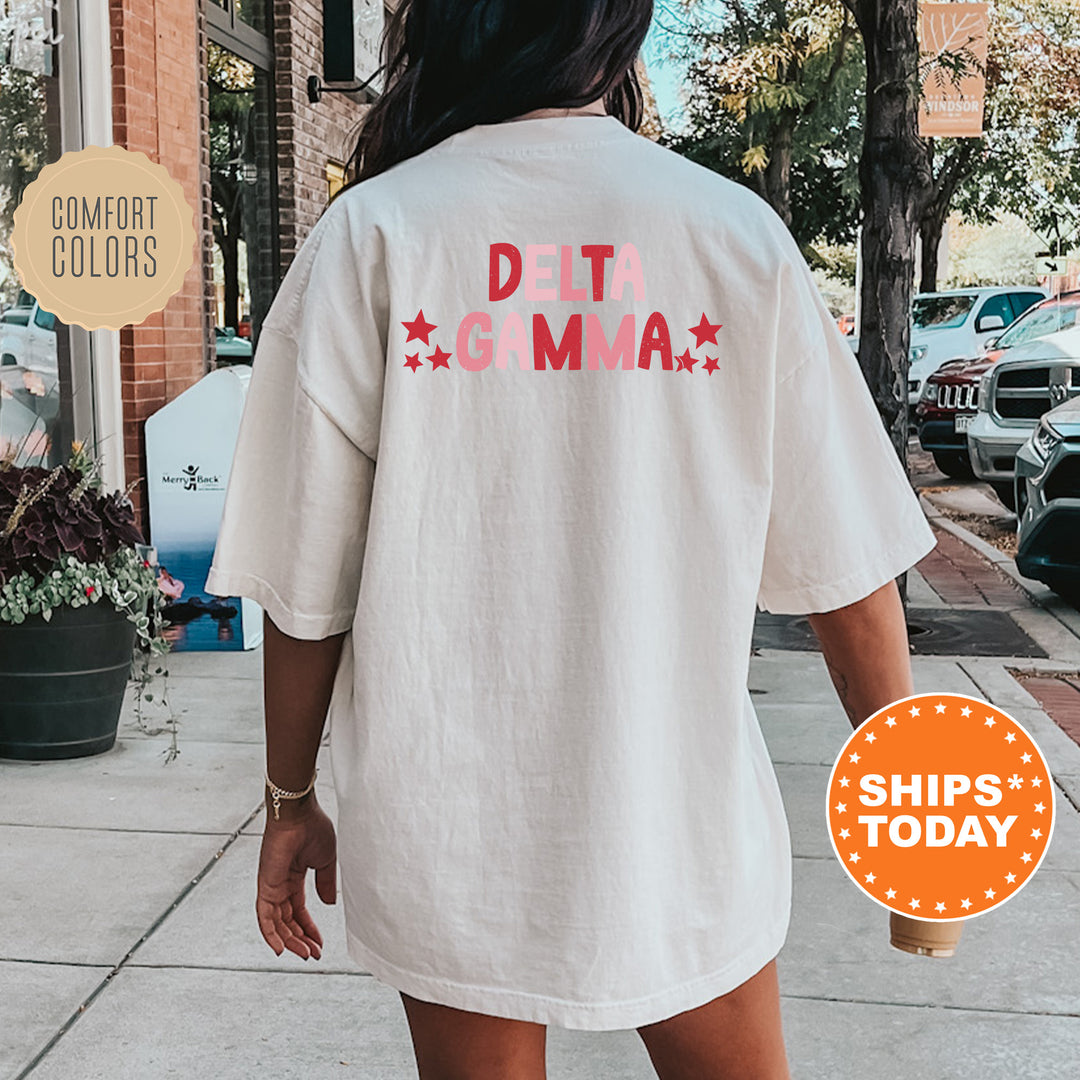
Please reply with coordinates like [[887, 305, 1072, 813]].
[[255, 794, 337, 960]]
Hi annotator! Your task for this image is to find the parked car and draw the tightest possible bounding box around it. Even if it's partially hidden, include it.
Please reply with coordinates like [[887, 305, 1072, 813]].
[[914, 292, 1080, 479], [906, 286, 1048, 406], [1014, 395, 1080, 600], [967, 325, 1080, 510], [1, 290, 59, 379], [214, 326, 253, 363]]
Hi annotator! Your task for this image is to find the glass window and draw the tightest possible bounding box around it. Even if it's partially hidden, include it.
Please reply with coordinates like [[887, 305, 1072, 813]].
[[1, 5, 76, 467], [208, 41, 277, 354], [996, 297, 1080, 350], [912, 294, 978, 331], [974, 293, 1014, 330], [1008, 292, 1046, 321]]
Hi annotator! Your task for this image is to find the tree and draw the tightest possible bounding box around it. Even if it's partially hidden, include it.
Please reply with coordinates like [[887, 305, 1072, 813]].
[[654, 1, 863, 240]]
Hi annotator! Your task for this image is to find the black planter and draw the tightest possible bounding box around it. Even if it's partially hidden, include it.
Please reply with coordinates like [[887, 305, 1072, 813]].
[[0, 601, 137, 760]]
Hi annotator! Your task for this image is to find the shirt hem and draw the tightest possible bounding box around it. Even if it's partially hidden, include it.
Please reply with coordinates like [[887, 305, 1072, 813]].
[[343, 922, 790, 1031]]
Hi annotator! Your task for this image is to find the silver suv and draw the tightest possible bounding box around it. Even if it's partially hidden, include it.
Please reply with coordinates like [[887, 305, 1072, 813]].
[[967, 326, 1080, 509]]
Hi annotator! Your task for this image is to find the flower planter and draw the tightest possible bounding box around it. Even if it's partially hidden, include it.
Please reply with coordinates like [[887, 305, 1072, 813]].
[[0, 601, 136, 760]]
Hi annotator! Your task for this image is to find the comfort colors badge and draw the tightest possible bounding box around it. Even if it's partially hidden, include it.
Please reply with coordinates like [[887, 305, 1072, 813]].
[[11, 144, 196, 331]]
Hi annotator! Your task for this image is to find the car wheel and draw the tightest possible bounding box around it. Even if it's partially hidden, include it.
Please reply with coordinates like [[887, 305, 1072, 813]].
[[1045, 577, 1080, 607], [932, 450, 975, 480], [990, 481, 1017, 512]]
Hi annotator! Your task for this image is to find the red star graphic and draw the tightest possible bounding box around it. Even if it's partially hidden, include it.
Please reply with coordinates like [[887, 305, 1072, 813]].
[[675, 347, 698, 373], [402, 309, 437, 346], [403, 352, 423, 372], [427, 344, 452, 370], [689, 313, 723, 348], [702, 354, 721, 375]]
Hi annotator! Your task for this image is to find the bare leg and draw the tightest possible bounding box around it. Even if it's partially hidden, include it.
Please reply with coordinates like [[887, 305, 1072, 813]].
[[399, 992, 548, 1080], [635, 959, 791, 1080]]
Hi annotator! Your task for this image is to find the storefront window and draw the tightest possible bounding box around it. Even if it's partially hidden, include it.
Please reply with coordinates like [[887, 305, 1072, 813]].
[[208, 40, 277, 358], [0, 0, 75, 467]]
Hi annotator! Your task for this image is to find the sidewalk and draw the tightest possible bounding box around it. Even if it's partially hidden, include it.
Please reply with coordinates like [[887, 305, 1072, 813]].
[[3, 532, 1080, 1078]]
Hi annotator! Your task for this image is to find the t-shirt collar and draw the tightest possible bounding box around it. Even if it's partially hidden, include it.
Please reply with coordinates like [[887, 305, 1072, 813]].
[[435, 114, 636, 152]]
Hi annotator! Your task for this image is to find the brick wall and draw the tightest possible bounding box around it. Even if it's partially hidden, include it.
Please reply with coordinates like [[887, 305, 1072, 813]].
[[271, 0, 372, 270], [109, 0, 206, 529]]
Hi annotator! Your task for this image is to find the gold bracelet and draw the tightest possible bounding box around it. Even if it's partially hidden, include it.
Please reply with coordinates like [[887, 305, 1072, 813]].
[[265, 766, 318, 821]]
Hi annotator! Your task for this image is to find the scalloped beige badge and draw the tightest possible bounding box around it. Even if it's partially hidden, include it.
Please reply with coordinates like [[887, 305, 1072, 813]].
[[11, 145, 196, 331]]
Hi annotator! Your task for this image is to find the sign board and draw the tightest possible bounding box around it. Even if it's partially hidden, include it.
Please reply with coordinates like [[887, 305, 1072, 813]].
[[1035, 255, 1070, 277], [918, 2, 989, 137], [145, 366, 262, 652], [322, 0, 384, 92]]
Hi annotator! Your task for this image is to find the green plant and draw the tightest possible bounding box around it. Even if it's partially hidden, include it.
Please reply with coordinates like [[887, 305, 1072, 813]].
[[0, 440, 180, 761]]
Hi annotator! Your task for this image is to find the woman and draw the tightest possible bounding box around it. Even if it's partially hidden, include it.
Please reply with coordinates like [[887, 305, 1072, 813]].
[[206, 2, 935, 1076]]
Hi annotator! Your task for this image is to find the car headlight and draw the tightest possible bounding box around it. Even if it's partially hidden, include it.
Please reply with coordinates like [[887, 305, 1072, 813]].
[[1032, 418, 1062, 457], [921, 380, 938, 402], [977, 371, 993, 412], [910, 345, 928, 363]]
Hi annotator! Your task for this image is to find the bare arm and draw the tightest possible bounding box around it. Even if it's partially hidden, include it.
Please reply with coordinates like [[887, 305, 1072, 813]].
[[262, 612, 347, 821], [806, 577, 913, 730]]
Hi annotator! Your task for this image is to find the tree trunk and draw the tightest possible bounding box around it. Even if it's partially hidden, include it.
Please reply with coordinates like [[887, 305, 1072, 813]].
[[761, 116, 795, 228], [919, 212, 945, 293], [848, 0, 930, 607]]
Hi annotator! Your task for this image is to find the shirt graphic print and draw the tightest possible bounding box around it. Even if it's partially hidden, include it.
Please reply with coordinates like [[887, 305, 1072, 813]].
[[205, 114, 938, 1031]]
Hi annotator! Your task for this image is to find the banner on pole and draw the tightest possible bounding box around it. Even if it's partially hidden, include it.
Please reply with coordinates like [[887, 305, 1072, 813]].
[[918, 2, 989, 138]]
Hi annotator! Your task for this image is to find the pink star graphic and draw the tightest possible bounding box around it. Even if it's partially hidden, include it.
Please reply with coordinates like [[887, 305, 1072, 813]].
[[402, 309, 437, 346], [689, 313, 723, 348], [427, 344, 452, 370], [675, 347, 698, 373], [403, 352, 423, 372]]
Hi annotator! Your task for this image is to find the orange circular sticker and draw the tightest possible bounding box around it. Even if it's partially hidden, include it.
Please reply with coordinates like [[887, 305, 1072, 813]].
[[827, 692, 1055, 920], [11, 144, 196, 331]]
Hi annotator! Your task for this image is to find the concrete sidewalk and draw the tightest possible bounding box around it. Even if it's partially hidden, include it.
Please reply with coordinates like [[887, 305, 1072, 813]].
[[3, 553, 1080, 1078]]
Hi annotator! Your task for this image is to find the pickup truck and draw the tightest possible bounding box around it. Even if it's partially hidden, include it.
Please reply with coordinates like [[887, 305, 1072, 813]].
[[1, 290, 59, 380]]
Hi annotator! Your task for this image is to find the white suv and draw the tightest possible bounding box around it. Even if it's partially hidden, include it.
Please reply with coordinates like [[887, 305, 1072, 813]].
[[906, 286, 1047, 405]]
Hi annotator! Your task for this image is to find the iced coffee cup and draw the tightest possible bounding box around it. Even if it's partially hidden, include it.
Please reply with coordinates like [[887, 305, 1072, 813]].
[[890, 911, 964, 957]]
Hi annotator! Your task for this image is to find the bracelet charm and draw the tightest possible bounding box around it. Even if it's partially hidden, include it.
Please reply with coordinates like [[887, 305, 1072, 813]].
[[265, 767, 318, 820]]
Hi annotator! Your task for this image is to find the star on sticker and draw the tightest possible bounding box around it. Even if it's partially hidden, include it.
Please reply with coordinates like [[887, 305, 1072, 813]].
[[909, 705, 920, 717], [848, 851, 861, 863], [908, 898, 920, 910], [1032, 828, 1043, 839], [839, 828, 850, 839], [427, 345, 452, 370], [1021, 752, 1032, 763], [702, 354, 721, 375], [935, 901, 947, 913], [1020, 852, 1032, 863], [985, 888, 996, 899], [885, 716, 897, 727], [1005, 731, 1017, 743], [675, 347, 698, 372], [839, 776, 850, 787], [688, 312, 723, 348], [935, 702, 947, 714], [865, 731, 877, 743], [960, 705, 972, 717], [403, 352, 423, 372], [402, 309, 437, 346], [849, 751, 860, 764], [885, 888, 897, 900], [960, 897, 972, 909], [834, 802, 847, 814], [1034, 802, 1046, 813], [1005, 872, 1017, 883], [865, 872, 876, 884], [984, 716, 996, 727], [1031, 776, 1042, 788]]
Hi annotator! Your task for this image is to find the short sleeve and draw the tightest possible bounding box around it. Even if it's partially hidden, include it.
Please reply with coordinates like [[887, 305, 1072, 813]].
[[203, 192, 388, 639], [755, 256, 937, 615]]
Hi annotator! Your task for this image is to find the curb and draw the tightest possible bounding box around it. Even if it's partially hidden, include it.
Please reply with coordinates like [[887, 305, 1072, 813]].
[[918, 492, 1080, 645]]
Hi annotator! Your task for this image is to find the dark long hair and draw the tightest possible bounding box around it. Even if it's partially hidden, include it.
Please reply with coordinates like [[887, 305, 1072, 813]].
[[342, 1, 652, 189]]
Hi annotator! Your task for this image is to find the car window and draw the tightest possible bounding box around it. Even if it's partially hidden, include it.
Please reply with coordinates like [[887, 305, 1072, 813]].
[[33, 307, 56, 332], [1008, 292, 1045, 320], [996, 296, 1080, 348], [912, 294, 978, 330], [975, 293, 1013, 329]]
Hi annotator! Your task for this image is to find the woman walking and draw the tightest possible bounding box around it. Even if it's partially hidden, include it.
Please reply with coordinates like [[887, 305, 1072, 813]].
[[206, 2, 936, 1076]]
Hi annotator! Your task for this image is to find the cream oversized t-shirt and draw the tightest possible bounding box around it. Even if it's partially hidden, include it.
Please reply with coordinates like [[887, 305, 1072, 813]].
[[206, 114, 937, 1030]]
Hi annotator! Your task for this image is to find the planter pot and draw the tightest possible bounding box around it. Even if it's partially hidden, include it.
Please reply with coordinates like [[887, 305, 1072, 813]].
[[0, 601, 137, 760]]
